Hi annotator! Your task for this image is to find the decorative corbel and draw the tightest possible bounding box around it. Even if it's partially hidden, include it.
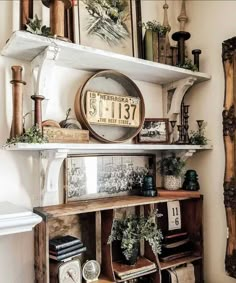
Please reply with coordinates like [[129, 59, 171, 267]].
[[40, 150, 67, 206], [31, 45, 60, 118], [163, 76, 197, 121]]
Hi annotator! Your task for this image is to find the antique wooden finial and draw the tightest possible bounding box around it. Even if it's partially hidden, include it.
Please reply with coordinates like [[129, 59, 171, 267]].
[[20, 0, 33, 30], [41, 0, 72, 40], [10, 66, 26, 138], [159, 0, 172, 65], [163, 0, 171, 31], [178, 0, 188, 31]]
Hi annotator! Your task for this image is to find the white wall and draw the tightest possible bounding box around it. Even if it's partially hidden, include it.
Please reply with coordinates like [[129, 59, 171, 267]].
[[0, 1, 235, 283]]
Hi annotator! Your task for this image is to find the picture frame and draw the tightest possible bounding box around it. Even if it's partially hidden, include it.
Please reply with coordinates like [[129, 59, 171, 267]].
[[64, 154, 155, 203], [77, 0, 141, 57], [137, 118, 170, 144]]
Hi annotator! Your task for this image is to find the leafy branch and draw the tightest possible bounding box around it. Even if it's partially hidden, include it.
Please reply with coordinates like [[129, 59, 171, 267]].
[[176, 59, 198, 71], [26, 14, 51, 37], [5, 125, 48, 146]]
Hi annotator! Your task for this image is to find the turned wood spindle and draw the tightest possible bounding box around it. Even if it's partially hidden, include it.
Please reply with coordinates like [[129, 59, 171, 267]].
[[172, 31, 191, 65], [20, 0, 33, 30], [10, 66, 26, 138], [178, 0, 188, 31], [192, 49, 202, 71], [42, 0, 72, 39], [31, 95, 45, 131]]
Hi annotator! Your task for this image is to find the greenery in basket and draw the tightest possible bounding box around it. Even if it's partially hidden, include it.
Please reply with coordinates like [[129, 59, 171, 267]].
[[190, 122, 208, 145], [159, 153, 185, 177], [6, 125, 48, 145], [142, 20, 170, 36], [176, 58, 198, 72], [26, 14, 51, 37], [107, 210, 163, 261]]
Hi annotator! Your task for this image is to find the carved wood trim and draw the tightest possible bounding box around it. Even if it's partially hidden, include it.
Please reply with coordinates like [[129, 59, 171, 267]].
[[222, 36, 236, 278]]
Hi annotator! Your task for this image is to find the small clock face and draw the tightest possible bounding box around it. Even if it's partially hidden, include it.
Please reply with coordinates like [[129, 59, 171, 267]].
[[82, 260, 100, 282], [59, 259, 82, 283]]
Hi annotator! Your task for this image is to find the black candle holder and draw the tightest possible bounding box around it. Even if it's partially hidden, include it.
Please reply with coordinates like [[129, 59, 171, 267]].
[[172, 31, 191, 65], [192, 49, 202, 71]]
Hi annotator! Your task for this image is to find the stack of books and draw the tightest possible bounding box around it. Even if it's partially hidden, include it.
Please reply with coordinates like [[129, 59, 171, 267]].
[[113, 257, 156, 281], [160, 231, 193, 262], [49, 235, 86, 261]]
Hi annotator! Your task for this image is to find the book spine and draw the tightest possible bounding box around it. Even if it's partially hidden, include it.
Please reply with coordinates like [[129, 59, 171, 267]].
[[50, 243, 84, 255], [50, 246, 87, 261], [144, 30, 153, 61], [49, 239, 81, 251], [152, 31, 158, 62]]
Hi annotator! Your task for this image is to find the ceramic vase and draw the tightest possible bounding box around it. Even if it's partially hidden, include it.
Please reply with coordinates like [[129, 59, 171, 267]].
[[164, 175, 181, 190]]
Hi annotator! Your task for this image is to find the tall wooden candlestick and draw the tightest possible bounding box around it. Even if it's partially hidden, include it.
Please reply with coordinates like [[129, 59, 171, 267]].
[[20, 0, 33, 30], [10, 66, 26, 138], [42, 0, 72, 40], [31, 95, 45, 131]]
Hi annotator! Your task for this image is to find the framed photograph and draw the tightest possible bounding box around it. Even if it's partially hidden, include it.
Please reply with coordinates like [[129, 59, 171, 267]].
[[64, 154, 155, 203], [77, 0, 141, 57], [138, 118, 170, 144]]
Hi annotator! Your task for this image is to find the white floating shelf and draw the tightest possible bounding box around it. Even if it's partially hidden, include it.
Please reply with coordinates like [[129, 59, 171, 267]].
[[3, 143, 213, 154], [0, 202, 42, 236], [1, 31, 211, 85]]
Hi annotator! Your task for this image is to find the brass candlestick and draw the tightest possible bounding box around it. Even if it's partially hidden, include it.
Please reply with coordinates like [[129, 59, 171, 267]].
[[31, 95, 45, 131], [169, 120, 177, 144], [10, 66, 26, 138]]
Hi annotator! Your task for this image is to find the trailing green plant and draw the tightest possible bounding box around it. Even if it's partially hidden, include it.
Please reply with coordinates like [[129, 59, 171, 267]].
[[142, 20, 170, 36], [6, 125, 48, 145], [190, 123, 208, 145], [108, 210, 163, 261], [159, 153, 185, 177], [176, 58, 198, 71], [26, 14, 51, 37]]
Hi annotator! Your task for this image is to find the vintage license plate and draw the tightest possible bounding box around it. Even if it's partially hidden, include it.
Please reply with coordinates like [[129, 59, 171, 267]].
[[86, 91, 140, 128]]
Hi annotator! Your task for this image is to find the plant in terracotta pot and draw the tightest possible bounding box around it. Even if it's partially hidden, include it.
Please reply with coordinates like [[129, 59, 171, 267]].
[[159, 153, 186, 190], [107, 210, 163, 265]]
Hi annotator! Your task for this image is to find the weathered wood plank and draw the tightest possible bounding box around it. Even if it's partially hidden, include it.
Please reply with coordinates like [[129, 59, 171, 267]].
[[34, 195, 201, 220]]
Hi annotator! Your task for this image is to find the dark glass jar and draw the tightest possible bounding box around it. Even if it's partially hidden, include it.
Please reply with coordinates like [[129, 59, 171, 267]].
[[182, 170, 200, 191]]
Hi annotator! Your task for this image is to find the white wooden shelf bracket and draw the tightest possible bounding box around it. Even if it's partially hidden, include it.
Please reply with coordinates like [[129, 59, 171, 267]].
[[40, 150, 67, 206], [163, 76, 197, 121], [31, 45, 60, 117]]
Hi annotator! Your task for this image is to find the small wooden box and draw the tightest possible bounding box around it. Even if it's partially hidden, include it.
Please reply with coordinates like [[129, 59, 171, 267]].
[[43, 127, 89, 143]]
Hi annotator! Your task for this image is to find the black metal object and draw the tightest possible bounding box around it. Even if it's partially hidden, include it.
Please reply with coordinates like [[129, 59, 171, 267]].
[[192, 49, 202, 71], [172, 31, 191, 65]]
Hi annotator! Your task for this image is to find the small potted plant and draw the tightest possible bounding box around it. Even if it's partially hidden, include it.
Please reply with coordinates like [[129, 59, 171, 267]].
[[159, 153, 185, 190], [108, 210, 163, 265]]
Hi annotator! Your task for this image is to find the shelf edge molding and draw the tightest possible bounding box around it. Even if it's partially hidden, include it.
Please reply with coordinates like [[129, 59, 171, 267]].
[[0, 202, 42, 236]]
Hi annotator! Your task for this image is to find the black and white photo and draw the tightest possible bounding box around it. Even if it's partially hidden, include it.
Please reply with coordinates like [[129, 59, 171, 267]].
[[138, 118, 169, 144], [64, 155, 155, 202]]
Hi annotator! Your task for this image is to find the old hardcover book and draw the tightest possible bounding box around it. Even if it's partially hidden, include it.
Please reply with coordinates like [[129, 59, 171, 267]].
[[144, 30, 154, 61], [49, 246, 87, 261], [113, 257, 156, 279], [49, 235, 81, 251], [49, 242, 84, 255]]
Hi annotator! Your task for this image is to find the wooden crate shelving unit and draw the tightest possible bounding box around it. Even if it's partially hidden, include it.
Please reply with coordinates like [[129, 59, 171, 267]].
[[34, 192, 203, 283]]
